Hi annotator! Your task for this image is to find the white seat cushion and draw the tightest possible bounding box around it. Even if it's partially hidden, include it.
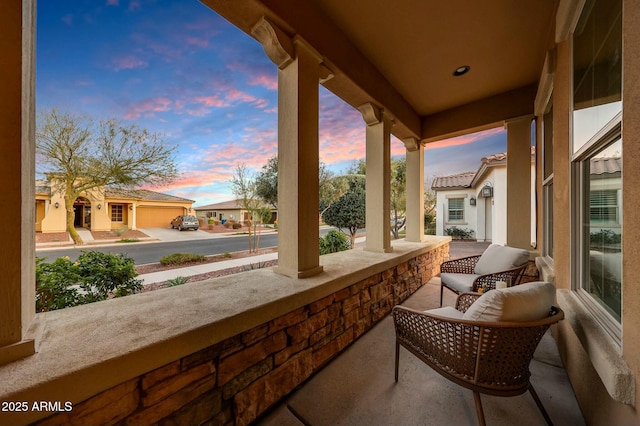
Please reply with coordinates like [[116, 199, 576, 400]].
[[474, 244, 530, 275], [440, 273, 479, 293], [424, 306, 464, 320], [462, 281, 556, 322]]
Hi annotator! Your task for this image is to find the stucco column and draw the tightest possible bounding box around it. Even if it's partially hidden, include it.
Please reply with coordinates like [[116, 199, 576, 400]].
[[0, 0, 36, 365], [359, 103, 392, 253], [404, 138, 425, 242], [130, 204, 137, 230], [505, 115, 533, 250]]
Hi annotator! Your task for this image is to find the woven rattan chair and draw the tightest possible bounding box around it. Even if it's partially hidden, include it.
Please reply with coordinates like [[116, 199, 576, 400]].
[[393, 289, 564, 426], [440, 244, 529, 306]]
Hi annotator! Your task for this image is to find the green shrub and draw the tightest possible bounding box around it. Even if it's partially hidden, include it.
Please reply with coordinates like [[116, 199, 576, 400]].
[[118, 238, 139, 243], [114, 225, 129, 237], [160, 252, 206, 266], [36, 256, 81, 312], [208, 217, 215, 224], [444, 226, 474, 240], [319, 230, 351, 255], [35, 251, 142, 312], [167, 276, 189, 287]]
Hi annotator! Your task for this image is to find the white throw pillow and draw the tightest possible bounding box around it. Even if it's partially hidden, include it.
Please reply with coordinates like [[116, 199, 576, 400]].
[[474, 244, 530, 275], [462, 281, 556, 322]]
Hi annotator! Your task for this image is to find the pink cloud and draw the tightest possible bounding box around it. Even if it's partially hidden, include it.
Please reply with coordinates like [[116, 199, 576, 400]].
[[124, 97, 172, 119], [112, 54, 148, 71], [424, 127, 504, 150], [186, 37, 209, 48], [106, 0, 119, 6], [193, 95, 227, 108], [248, 74, 278, 91]]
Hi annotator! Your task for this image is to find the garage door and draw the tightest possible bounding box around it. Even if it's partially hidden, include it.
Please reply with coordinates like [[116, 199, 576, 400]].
[[136, 207, 185, 228]]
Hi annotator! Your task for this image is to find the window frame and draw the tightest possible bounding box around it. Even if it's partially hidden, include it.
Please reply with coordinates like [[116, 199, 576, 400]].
[[571, 116, 622, 345], [111, 204, 124, 223], [446, 197, 465, 223], [542, 101, 554, 261]]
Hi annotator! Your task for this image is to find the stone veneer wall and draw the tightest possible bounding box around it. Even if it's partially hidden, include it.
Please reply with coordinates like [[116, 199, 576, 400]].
[[35, 245, 448, 426]]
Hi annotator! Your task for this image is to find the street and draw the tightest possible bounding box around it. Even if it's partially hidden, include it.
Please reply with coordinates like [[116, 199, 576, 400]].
[[36, 233, 280, 265], [35, 227, 352, 265]]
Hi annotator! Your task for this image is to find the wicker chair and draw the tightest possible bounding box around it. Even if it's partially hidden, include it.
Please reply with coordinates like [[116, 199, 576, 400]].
[[440, 244, 529, 306], [393, 289, 564, 426]]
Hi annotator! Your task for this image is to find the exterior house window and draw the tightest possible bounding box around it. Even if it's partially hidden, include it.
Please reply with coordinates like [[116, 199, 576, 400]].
[[542, 102, 554, 259], [589, 189, 619, 224], [572, 0, 622, 336], [447, 198, 464, 222], [111, 204, 123, 222]]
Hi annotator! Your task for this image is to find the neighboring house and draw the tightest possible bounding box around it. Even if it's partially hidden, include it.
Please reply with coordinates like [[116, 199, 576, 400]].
[[194, 199, 277, 224], [35, 178, 194, 232], [432, 149, 535, 245]]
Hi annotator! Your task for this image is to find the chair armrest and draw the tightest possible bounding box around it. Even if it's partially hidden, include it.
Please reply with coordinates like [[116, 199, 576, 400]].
[[471, 263, 528, 291], [440, 255, 481, 274], [455, 292, 481, 312]]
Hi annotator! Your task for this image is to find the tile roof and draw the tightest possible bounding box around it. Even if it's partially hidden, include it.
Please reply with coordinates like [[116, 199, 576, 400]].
[[431, 171, 476, 190], [591, 157, 621, 175], [194, 199, 274, 210], [194, 199, 244, 210], [105, 187, 194, 203]]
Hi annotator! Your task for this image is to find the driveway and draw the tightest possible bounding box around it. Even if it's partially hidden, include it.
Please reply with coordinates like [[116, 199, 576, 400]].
[[140, 227, 229, 242]]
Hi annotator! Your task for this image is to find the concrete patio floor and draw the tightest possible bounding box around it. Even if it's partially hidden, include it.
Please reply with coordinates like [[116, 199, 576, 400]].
[[258, 243, 585, 426]]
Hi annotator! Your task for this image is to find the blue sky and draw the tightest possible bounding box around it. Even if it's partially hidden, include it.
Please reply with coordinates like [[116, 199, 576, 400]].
[[36, 0, 506, 206]]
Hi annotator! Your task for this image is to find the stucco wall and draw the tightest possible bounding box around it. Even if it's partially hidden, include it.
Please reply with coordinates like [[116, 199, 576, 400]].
[[546, 1, 640, 423]]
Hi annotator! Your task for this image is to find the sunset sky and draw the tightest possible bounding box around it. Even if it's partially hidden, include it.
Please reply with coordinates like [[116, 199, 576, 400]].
[[36, 0, 506, 206]]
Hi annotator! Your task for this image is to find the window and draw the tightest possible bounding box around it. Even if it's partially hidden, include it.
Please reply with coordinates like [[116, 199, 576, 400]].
[[542, 103, 554, 258], [447, 198, 464, 222], [111, 204, 123, 222], [576, 136, 622, 325], [572, 0, 622, 154], [589, 189, 619, 224], [572, 0, 622, 337]]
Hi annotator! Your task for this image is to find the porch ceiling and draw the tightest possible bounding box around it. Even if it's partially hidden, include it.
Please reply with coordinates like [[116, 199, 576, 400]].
[[202, 0, 558, 141]]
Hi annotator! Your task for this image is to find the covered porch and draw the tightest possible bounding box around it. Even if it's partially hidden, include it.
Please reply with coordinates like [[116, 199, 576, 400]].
[[1, 0, 639, 425], [261, 276, 584, 426]]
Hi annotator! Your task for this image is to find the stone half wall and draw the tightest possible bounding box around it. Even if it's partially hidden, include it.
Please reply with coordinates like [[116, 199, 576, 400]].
[[35, 245, 448, 426]]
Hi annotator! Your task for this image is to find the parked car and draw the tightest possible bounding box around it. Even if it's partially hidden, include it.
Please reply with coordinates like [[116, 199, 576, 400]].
[[170, 215, 199, 231]]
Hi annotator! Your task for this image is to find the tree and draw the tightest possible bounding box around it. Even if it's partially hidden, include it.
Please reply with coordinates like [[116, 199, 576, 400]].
[[321, 175, 366, 248], [345, 158, 366, 175], [255, 155, 335, 212], [255, 156, 278, 209], [390, 158, 407, 239], [36, 109, 178, 244], [230, 163, 264, 253]]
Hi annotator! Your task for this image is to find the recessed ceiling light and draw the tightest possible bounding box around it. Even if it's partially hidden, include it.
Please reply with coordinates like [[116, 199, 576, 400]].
[[453, 65, 471, 77]]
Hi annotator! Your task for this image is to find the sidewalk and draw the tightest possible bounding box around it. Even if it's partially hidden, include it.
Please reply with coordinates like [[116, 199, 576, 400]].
[[138, 235, 367, 286], [138, 252, 279, 285]]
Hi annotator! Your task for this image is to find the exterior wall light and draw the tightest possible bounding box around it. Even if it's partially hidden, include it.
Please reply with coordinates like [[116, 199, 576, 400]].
[[129, 205, 133, 210], [453, 65, 470, 77], [54, 202, 59, 209], [97, 203, 102, 210], [470, 197, 476, 206], [481, 185, 493, 198]]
